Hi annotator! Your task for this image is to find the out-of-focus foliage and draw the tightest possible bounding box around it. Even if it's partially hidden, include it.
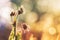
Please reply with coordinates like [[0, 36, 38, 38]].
[[16, 32, 22, 40], [11, 0, 23, 9], [9, 27, 14, 40]]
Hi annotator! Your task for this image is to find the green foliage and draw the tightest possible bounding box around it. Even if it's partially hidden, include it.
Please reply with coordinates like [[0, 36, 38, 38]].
[[9, 27, 15, 40], [16, 32, 22, 40]]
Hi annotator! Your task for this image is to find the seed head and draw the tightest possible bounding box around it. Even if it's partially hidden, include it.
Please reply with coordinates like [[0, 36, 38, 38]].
[[10, 12, 15, 16], [18, 8, 23, 15]]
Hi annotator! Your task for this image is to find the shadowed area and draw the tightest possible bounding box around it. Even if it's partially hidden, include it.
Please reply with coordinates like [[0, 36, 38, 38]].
[[0, 18, 12, 40]]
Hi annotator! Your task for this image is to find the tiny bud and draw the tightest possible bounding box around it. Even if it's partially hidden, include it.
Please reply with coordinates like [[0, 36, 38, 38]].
[[18, 8, 23, 15], [10, 12, 15, 16], [22, 24, 27, 30]]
